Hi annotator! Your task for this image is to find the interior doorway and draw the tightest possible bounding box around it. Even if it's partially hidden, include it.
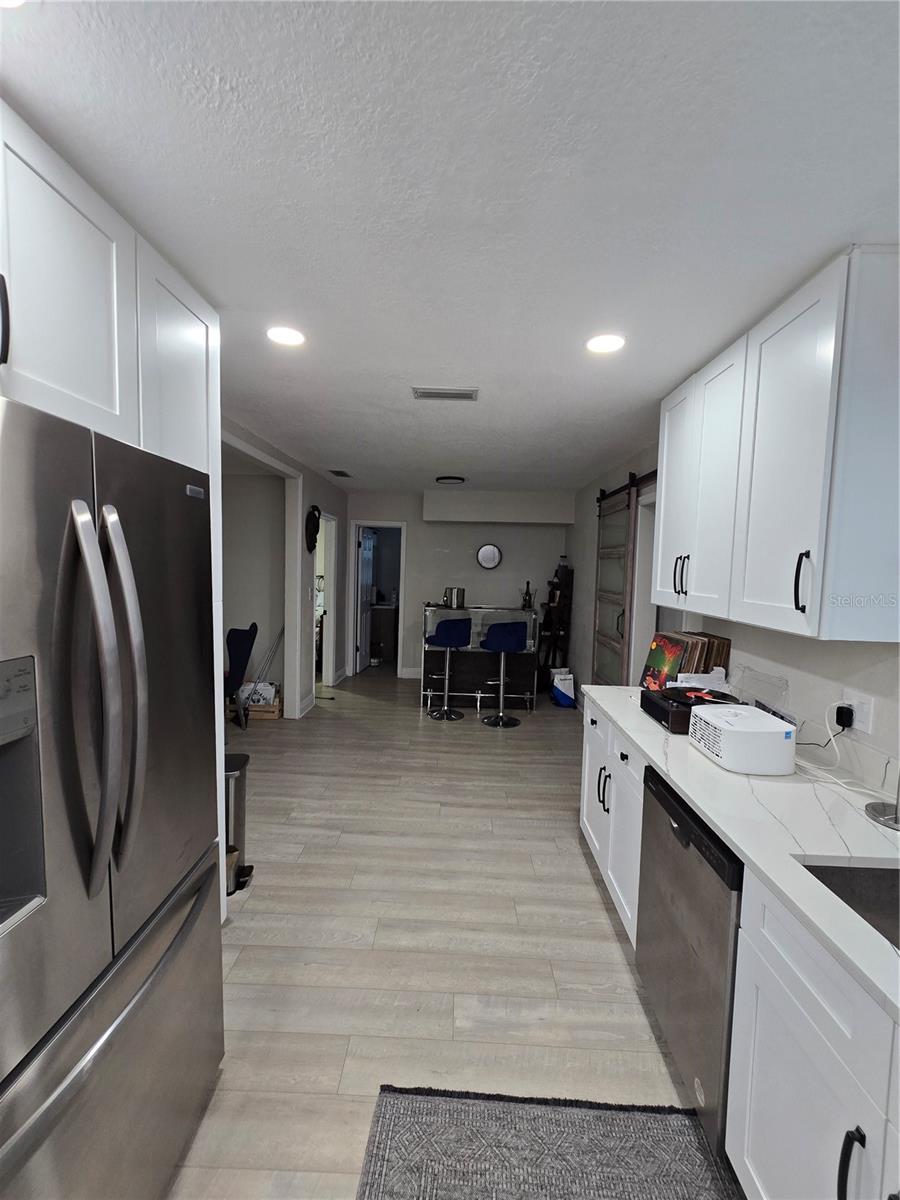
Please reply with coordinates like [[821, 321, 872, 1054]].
[[314, 512, 338, 689], [348, 521, 406, 677], [221, 442, 287, 708]]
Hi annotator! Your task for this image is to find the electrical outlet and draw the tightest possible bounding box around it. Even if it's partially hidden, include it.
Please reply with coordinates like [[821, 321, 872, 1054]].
[[842, 688, 874, 735]]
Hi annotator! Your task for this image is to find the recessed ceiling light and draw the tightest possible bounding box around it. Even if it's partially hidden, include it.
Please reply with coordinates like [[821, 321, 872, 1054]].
[[586, 333, 625, 354], [435, 475, 466, 485], [0, 0, 28, 8], [267, 326, 305, 347]]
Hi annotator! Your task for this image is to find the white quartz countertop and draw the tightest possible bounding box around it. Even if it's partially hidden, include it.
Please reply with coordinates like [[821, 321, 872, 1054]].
[[582, 685, 900, 1022]]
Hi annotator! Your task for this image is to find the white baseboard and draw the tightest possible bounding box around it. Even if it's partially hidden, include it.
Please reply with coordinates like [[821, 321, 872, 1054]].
[[286, 691, 315, 719], [333, 668, 347, 685], [398, 666, 422, 680]]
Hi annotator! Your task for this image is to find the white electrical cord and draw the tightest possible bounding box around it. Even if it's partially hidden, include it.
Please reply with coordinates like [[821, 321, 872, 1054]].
[[794, 700, 897, 801], [797, 701, 842, 768], [794, 759, 896, 798]]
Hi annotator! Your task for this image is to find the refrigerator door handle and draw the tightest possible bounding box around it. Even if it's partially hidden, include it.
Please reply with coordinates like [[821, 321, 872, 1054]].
[[0, 861, 216, 1191], [101, 504, 149, 868], [71, 500, 124, 898]]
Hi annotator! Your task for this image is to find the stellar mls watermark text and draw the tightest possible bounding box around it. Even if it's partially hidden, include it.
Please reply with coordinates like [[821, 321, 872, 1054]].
[[827, 593, 897, 608]]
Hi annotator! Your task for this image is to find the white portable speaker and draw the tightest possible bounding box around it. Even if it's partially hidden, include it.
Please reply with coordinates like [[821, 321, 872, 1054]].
[[688, 705, 796, 775]]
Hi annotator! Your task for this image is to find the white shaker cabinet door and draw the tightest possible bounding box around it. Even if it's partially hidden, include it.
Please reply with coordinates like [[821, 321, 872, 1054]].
[[0, 103, 138, 442], [650, 376, 698, 608], [137, 238, 219, 474], [137, 238, 222, 604], [603, 768, 642, 947], [729, 258, 848, 635], [727, 933, 886, 1200], [580, 710, 611, 873], [683, 336, 746, 618]]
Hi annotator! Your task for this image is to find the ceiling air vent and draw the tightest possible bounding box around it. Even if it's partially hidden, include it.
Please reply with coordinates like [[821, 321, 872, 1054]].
[[412, 387, 479, 402], [329, 469, 352, 478]]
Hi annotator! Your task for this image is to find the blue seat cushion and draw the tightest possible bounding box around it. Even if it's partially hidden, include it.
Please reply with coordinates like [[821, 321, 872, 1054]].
[[425, 617, 472, 649], [480, 621, 528, 654]]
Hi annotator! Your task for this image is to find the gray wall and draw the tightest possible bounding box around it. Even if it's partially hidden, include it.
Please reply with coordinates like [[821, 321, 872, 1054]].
[[222, 419, 350, 702], [348, 493, 567, 674], [222, 474, 286, 684]]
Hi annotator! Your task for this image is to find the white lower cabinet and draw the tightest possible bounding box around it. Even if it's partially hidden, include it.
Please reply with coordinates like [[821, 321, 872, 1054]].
[[579, 704, 645, 946], [603, 767, 642, 945], [580, 708, 610, 867], [727, 930, 890, 1200]]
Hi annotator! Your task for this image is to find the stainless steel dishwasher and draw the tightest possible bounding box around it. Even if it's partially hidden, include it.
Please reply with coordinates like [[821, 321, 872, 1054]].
[[636, 766, 743, 1155]]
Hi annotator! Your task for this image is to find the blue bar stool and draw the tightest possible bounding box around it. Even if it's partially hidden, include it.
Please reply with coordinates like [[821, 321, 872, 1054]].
[[425, 617, 472, 721], [480, 621, 528, 729]]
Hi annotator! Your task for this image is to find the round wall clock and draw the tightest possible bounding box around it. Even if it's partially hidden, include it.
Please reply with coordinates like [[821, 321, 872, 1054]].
[[305, 505, 322, 553], [476, 543, 502, 569]]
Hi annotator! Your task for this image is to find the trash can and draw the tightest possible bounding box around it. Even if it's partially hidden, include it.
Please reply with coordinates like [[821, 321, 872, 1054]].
[[224, 752, 253, 895]]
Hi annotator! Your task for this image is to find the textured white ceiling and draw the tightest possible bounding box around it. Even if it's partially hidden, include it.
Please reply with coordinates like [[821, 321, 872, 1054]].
[[2, 2, 896, 490]]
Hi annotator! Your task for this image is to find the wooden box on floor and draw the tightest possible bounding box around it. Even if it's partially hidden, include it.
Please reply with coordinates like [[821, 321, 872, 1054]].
[[226, 694, 283, 721]]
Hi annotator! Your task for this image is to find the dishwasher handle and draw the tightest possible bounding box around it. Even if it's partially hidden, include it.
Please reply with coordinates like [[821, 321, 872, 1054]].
[[644, 766, 743, 890], [668, 816, 691, 850]]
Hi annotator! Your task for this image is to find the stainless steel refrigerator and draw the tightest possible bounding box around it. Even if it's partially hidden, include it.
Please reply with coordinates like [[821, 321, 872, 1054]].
[[0, 397, 224, 1199]]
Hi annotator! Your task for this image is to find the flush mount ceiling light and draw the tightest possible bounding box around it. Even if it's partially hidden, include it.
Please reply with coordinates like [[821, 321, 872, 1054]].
[[435, 475, 466, 485], [586, 333, 626, 354], [266, 326, 305, 346]]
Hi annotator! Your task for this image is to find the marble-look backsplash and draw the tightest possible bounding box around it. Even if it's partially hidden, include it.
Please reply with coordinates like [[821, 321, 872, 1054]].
[[701, 616, 899, 798]]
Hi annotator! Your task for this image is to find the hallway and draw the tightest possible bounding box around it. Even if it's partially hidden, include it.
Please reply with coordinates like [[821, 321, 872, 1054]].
[[173, 675, 684, 1198]]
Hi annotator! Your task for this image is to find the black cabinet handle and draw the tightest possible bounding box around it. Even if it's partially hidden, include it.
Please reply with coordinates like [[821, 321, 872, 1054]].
[[680, 554, 690, 597], [0, 274, 9, 366], [615, 609, 624, 637], [837, 1126, 866, 1200], [673, 555, 683, 595], [600, 772, 610, 812], [590, 717, 597, 727], [619, 751, 629, 762], [596, 766, 605, 806], [793, 549, 810, 613]]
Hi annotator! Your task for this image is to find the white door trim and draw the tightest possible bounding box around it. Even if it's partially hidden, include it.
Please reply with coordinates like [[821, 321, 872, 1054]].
[[345, 519, 407, 679], [221, 429, 304, 718], [314, 512, 339, 692]]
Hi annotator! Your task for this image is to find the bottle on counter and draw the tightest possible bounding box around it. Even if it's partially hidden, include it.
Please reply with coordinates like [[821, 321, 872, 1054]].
[[522, 580, 533, 609]]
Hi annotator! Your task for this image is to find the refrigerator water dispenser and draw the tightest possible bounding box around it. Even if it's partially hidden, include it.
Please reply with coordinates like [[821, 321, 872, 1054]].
[[0, 656, 45, 931]]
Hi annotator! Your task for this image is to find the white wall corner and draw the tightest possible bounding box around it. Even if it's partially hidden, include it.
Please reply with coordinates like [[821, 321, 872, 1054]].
[[294, 691, 319, 715]]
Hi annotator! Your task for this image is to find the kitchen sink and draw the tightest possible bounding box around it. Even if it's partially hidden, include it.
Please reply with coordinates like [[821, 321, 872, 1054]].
[[804, 864, 899, 950]]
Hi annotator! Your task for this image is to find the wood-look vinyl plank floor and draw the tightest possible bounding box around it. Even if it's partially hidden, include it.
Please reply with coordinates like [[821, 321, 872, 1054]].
[[174, 669, 681, 1196]]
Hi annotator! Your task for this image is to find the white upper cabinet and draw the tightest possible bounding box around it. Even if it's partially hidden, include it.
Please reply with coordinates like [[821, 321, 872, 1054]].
[[651, 377, 698, 609], [729, 258, 848, 636], [137, 238, 222, 604], [650, 336, 746, 618], [651, 246, 898, 641], [137, 238, 219, 474], [0, 103, 139, 443], [686, 336, 747, 617]]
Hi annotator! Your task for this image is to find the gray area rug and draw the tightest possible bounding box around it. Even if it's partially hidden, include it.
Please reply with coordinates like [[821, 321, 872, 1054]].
[[356, 1086, 742, 1199]]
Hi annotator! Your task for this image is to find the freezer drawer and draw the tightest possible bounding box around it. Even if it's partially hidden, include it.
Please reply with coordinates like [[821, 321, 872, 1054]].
[[0, 848, 223, 1200]]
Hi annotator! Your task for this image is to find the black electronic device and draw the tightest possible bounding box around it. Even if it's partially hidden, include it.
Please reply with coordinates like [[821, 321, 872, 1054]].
[[640, 686, 737, 734]]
